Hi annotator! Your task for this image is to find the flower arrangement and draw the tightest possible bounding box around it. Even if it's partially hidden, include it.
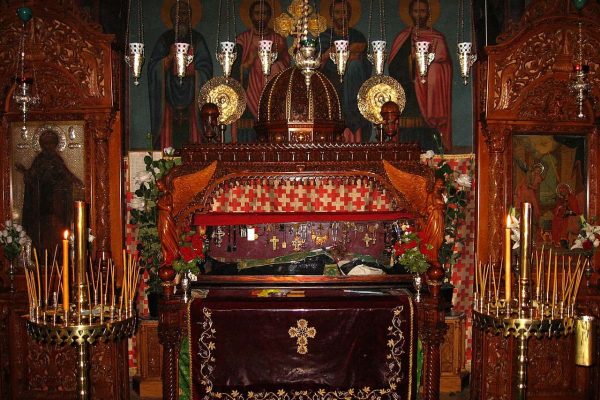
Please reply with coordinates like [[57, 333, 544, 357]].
[[172, 231, 207, 276], [571, 215, 600, 252], [393, 223, 432, 274], [129, 148, 181, 294], [424, 153, 473, 273], [0, 220, 27, 261]]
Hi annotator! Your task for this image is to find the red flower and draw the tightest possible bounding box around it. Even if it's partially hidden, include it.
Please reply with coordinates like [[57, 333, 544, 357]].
[[583, 240, 593, 251], [180, 246, 195, 262]]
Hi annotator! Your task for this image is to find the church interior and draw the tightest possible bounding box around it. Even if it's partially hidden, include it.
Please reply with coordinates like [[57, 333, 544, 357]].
[[0, 0, 599, 399]]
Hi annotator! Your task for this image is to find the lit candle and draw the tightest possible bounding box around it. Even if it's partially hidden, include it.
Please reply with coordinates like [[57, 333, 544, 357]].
[[505, 215, 512, 302], [62, 230, 69, 313]]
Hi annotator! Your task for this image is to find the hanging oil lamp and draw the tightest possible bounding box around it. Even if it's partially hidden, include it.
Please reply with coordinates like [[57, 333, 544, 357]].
[[368, 40, 387, 76], [257, 0, 277, 79], [570, 22, 590, 119], [13, 6, 40, 141], [328, 0, 349, 81], [456, 0, 476, 85], [295, 0, 321, 89], [124, 0, 145, 85], [217, 41, 237, 78], [174, 0, 194, 84]]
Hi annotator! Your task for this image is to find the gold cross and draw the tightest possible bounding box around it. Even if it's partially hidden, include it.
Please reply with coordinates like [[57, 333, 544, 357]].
[[291, 235, 304, 251], [269, 235, 279, 251], [363, 233, 373, 247], [288, 319, 316, 354]]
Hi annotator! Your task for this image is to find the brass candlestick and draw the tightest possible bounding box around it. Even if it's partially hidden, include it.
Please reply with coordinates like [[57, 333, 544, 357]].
[[473, 202, 589, 400], [24, 201, 139, 400]]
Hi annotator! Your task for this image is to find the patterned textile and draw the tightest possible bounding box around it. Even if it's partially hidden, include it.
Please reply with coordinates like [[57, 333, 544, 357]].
[[211, 179, 391, 213]]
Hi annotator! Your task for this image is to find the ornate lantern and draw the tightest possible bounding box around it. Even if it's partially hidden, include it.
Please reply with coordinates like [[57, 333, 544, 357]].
[[124, 0, 145, 85]]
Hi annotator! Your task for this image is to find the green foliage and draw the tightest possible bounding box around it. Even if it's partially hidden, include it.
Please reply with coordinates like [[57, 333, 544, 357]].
[[130, 153, 181, 294]]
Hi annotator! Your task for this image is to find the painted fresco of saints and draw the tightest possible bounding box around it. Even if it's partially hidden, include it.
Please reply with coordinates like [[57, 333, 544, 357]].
[[319, 0, 372, 142], [233, 0, 290, 143], [148, 0, 213, 149], [388, 0, 452, 151]]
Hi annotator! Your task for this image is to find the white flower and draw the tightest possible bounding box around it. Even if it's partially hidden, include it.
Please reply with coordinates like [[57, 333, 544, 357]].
[[0, 230, 6, 237], [444, 235, 454, 244], [455, 174, 472, 189], [594, 239, 600, 248], [18, 237, 26, 245], [130, 197, 146, 211], [134, 170, 154, 184], [442, 193, 448, 204], [19, 230, 25, 237], [153, 167, 161, 175], [15, 225, 22, 232], [6, 237, 12, 244], [164, 147, 175, 156], [422, 150, 435, 160], [571, 238, 584, 250], [5, 220, 11, 227], [88, 228, 96, 243]]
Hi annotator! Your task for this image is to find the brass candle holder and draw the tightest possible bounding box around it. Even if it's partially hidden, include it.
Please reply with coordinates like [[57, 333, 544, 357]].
[[474, 202, 592, 400], [24, 201, 140, 400]]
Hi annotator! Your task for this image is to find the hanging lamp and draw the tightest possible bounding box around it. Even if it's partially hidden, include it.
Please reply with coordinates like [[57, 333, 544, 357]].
[[457, 0, 477, 85], [13, 5, 40, 141], [124, 0, 145, 85]]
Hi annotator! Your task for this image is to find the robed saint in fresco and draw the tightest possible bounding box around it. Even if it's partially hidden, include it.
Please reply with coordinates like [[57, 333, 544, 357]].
[[148, 0, 213, 149], [320, 0, 371, 142], [233, 0, 290, 142], [388, 0, 452, 151]]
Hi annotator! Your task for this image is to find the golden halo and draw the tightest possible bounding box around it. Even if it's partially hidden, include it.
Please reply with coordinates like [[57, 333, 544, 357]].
[[160, 0, 203, 29], [319, 0, 362, 28], [198, 77, 247, 125], [398, 0, 440, 27], [357, 75, 406, 124], [240, 0, 283, 30]]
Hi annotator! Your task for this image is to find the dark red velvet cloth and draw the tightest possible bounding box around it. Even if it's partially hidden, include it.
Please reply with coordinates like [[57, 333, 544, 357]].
[[188, 288, 417, 400]]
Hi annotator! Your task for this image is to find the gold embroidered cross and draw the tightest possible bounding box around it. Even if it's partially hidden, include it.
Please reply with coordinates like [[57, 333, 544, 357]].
[[288, 319, 316, 354]]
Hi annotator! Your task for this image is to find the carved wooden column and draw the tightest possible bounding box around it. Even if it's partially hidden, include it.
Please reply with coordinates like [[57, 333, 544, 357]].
[[86, 112, 115, 258], [418, 264, 448, 400], [158, 296, 185, 400], [483, 123, 508, 262]]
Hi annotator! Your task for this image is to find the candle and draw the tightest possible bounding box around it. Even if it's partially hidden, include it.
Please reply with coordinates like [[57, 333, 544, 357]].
[[62, 230, 69, 313], [505, 214, 512, 302]]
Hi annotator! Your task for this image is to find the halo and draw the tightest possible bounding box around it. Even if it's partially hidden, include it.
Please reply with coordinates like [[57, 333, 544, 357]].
[[398, 0, 440, 27], [240, 0, 283, 30], [319, 0, 362, 28], [357, 75, 406, 124], [32, 125, 67, 152], [198, 77, 247, 125], [160, 0, 203, 29]]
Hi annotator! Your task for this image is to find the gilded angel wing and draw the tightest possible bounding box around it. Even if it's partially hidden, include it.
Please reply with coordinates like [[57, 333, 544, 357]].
[[383, 160, 429, 216]]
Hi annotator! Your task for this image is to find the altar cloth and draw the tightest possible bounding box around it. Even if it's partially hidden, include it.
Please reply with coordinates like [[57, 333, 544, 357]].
[[186, 288, 417, 400]]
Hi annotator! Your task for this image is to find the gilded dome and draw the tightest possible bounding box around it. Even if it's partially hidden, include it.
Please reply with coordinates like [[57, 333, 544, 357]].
[[255, 67, 344, 143]]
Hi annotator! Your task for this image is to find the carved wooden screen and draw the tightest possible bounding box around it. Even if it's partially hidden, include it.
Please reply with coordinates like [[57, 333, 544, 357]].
[[476, 0, 600, 264], [473, 1, 600, 398]]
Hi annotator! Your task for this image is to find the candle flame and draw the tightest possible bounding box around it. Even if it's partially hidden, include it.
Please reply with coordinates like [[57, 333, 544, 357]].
[[63, 230, 69, 240], [506, 214, 511, 227]]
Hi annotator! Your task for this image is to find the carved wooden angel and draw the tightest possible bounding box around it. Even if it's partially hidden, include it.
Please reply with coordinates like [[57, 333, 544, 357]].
[[383, 161, 445, 266]]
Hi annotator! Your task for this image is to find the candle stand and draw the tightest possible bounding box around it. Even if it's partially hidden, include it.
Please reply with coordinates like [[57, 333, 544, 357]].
[[22, 201, 140, 400], [27, 314, 136, 400], [473, 306, 574, 400], [474, 203, 590, 400]]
